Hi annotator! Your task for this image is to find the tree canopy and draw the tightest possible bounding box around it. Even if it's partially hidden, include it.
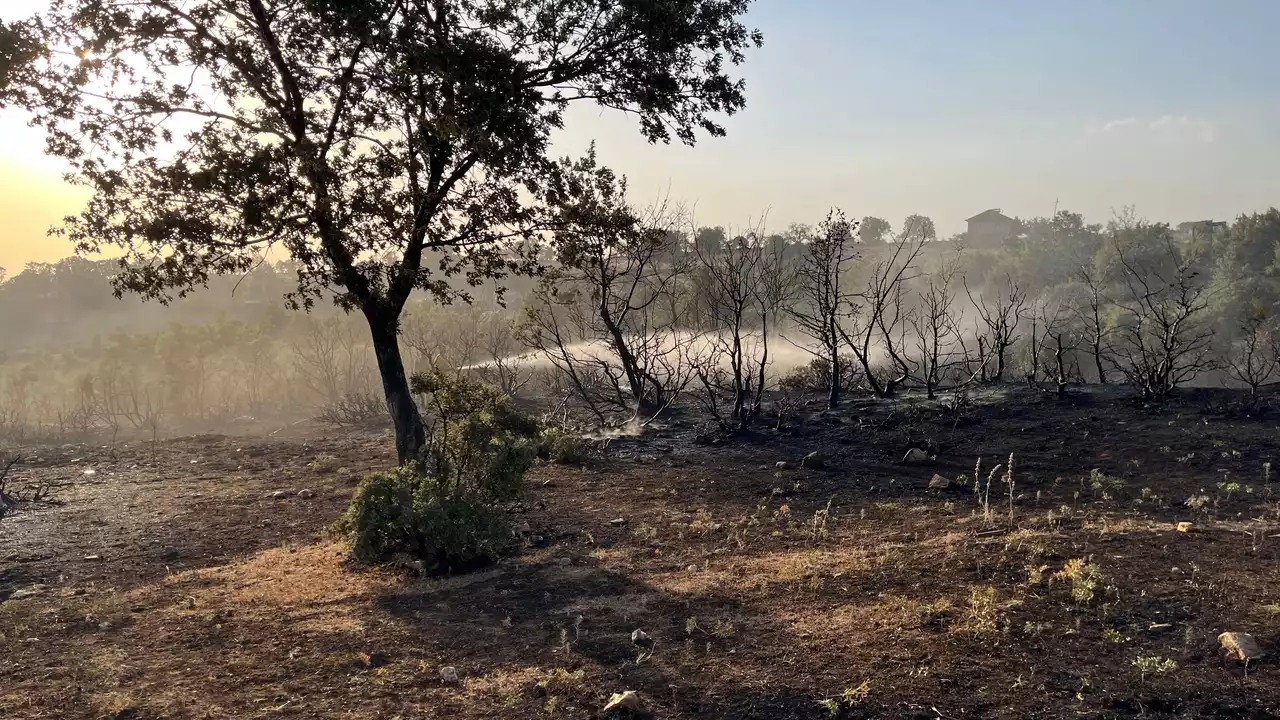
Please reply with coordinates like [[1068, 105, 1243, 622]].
[[2, 0, 761, 462]]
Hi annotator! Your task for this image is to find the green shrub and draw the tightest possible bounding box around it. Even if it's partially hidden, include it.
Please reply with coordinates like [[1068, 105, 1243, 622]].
[[336, 371, 539, 573], [538, 427, 586, 464], [411, 369, 539, 501], [336, 466, 512, 572]]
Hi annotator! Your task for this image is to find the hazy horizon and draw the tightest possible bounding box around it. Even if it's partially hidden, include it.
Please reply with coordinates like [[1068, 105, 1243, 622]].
[[3, 0, 1279, 274]]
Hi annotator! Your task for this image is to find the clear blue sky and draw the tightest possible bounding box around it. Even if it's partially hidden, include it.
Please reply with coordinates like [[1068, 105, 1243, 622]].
[[556, 0, 1280, 235], [3, 0, 1279, 270]]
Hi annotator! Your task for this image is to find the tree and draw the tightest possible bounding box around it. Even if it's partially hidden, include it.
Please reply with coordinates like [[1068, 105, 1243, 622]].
[[859, 216, 891, 244], [1224, 304, 1280, 407], [520, 151, 693, 424], [964, 275, 1026, 383], [901, 214, 936, 243], [692, 224, 793, 430], [1106, 235, 1216, 397], [787, 210, 857, 408], [2, 0, 761, 464]]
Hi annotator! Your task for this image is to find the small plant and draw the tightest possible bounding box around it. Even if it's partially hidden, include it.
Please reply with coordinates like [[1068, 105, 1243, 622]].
[[819, 680, 871, 717], [806, 497, 835, 545], [1102, 628, 1127, 644], [1131, 655, 1177, 684], [1184, 494, 1212, 513], [1053, 558, 1102, 603], [1217, 481, 1243, 503], [965, 585, 1001, 636], [1089, 469, 1125, 500]]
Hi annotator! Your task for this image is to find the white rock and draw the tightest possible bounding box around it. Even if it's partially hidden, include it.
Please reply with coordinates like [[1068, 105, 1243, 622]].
[[271, 490, 288, 499], [439, 666, 460, 684], [297, 488, 315, 499], [801, 451, 826, 469], [602, 690, 647, 716], [775, 461, 791, 470], [1219, 632, 1265, 662], [631, 629, 652, 645], [902, 448, 930, 464]]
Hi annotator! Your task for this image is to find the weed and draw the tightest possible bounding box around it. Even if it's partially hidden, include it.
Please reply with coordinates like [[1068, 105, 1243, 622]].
[[1089, 469, 1125, 500], [1102, 628, 1127, 644], [1054, 558, 1102, 603], [807, 497, 835, 545], [965, 585, 1001, 635], [1131, 655, 1177, 684]]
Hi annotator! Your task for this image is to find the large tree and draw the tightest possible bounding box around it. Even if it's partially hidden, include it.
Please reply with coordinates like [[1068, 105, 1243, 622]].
[[0, 0, 761, 463]]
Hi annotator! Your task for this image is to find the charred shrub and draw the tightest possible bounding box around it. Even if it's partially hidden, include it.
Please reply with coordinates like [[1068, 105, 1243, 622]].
[[336, 371, 538, 573]]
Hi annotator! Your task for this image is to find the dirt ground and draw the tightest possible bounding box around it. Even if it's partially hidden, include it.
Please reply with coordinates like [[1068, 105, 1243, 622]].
[[2, 385, 1279, 719]]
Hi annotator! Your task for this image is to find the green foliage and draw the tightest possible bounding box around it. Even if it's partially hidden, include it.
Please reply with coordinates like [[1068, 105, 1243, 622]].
[[336, 372, 538, 572], [538, 427, 586, 465], [335, 466, 512, 572], [411, 369, 539, 502]]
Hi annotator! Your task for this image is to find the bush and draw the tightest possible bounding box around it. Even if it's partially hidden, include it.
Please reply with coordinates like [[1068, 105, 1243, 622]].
[[336, 371, 539, 573], [538, 427, 586, 464], [780, 356, 861, 394], [336, 466, 512, 572]]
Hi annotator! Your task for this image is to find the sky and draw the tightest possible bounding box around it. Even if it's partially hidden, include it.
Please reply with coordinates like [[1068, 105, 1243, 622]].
[[2, 0, 1279, 273]]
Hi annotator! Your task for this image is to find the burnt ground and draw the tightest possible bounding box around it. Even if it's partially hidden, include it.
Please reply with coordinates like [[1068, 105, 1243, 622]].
[[1, 385, 1279, 719]]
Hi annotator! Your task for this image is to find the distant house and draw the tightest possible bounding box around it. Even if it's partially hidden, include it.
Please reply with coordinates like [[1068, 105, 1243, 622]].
[[1176, 220, 1227, 242], [965, 209, 1016, 247]]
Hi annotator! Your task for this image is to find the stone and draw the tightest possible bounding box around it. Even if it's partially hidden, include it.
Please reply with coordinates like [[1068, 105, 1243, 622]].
[[513, 522, 533, 535], [1219, 632, 1265, 662], [602, 691, 648, 716], [928, 473, 953, 490], [902, 448, 930, 464], [686, 564, 699, 573], [630, 629, 652, 646], [1176, 521, 1193, 533], [83, 555, 102, 561], [9, 585, 46, 600], [801, 451, 826, 470], [159, 547, 180, 561], [555, 557, 572, 567], [608, 517, 627, 526], [439, 666, 460, 684], [271, 490, 288, 500], [775, 461, 791, 471], [297, 488, 315, 499]]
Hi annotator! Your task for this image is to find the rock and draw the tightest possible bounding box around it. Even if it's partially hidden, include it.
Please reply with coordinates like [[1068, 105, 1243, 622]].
[[9, 585, 46, 600], [297, 488, 315, 499], [1176, 521, 1193, 533], [555, 557, 572, 567], [1219, 632, 1265, 662], [902, 448, 930, 464], [928, 473, 953, 490], [775, 461, 791, 471], [801, 451, 826, 470], [686, 564, 699, 573], [608, 517, 627, 526], [271, 490, 288, 500], [513, 522, 533, 535], [602, 690, 648, 716], [159, 547, 180, 561], [439, 666, 460, 684], [630, 629, 652, 646], [83, 555, 102, 561]]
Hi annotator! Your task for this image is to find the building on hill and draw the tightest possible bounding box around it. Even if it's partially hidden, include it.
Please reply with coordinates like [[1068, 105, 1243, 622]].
[[964, 209, 1016, 247], [1175, 220, 1227, 243]]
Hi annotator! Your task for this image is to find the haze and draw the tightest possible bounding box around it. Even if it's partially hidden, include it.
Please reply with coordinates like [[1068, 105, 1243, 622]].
[[3, 0, 1279, 273]]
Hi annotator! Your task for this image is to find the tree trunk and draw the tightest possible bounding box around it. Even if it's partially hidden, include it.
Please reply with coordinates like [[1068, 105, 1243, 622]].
[[828, 352, 841, 410], [364, 305, 426, 465]]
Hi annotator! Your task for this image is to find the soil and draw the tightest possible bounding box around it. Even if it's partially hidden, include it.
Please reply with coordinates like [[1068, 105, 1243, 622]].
[[2, 385, 1279, 719]]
